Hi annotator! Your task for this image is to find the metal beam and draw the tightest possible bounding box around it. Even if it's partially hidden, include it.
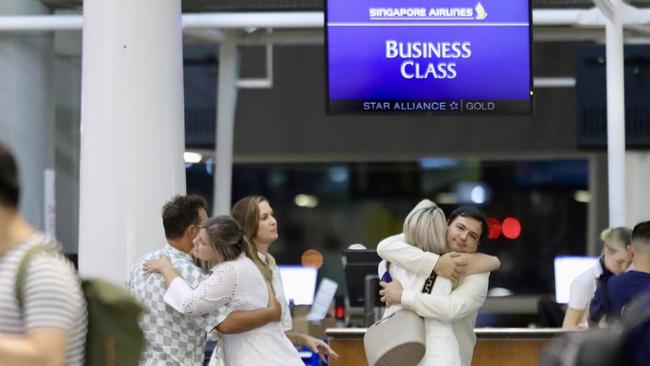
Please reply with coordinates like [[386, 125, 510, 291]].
[[3, 8, 650, 33]]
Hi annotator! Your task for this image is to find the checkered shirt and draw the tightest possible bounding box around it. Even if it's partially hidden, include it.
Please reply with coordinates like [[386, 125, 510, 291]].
[[127, 244, 231, 366]]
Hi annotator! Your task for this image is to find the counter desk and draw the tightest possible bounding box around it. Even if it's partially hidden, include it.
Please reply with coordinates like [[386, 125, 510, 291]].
[[326, 327, 572, 366]]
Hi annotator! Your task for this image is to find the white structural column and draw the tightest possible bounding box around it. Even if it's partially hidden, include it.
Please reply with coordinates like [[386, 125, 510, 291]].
[[52, 14, 83, 254], [213, 41, 239, 215], [625, 152, 650, 226], [79, 0, 186, 284], [0, 0, 52, 231], [603, 0, 626, 226]]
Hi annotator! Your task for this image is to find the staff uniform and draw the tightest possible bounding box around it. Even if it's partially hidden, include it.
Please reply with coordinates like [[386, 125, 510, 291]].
[[590, 270, 650, 320], [567, 262, 603, 327]]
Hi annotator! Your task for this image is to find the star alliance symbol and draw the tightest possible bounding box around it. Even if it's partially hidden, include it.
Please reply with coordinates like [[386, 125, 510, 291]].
[[450, 101, 459, 110]]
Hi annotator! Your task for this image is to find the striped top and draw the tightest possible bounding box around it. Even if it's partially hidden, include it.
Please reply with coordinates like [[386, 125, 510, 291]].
[[0, 232, 87, 366]]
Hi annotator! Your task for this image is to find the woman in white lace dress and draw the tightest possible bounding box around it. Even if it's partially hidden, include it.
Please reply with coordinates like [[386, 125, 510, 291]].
[[379, 200, 500, 366], [145, 215, 303, 366]]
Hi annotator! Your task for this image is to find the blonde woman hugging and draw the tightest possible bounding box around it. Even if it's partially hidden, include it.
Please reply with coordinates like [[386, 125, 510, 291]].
[[378, 200, 500, 366], [144, 215, 304, 366]]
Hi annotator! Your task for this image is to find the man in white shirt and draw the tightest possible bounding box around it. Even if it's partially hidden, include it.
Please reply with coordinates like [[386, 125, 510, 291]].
[[378, 205, 490, 366]]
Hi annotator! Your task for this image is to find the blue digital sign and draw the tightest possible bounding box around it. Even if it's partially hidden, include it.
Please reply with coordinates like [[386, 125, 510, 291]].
[[325, 0, 533, 114]]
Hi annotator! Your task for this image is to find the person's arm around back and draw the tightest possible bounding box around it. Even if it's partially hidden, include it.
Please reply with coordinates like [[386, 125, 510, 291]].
[[216, 285, 282, 334], [146, 255, 281, 334], [462, 253, 500, 274], [377, 233, 468, 281], [403, 273, 489, 321]]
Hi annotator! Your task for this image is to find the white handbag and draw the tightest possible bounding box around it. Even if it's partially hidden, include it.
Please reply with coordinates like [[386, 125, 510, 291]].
[[363, 309, 426, 366]]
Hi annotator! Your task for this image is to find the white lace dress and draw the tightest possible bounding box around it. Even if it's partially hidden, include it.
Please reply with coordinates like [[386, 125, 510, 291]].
[[379, 260, 461, 366], [163, 253, 303, 366]]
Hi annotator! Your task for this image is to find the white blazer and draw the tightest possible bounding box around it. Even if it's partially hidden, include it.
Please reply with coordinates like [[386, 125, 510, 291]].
[[377, 234, 490, 366]]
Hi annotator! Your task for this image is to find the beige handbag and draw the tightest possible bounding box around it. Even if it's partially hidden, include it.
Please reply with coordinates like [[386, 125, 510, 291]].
[[363, 308, 426, 366]]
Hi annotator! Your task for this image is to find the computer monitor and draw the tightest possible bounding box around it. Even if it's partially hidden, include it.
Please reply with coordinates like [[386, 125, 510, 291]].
[[278, 265, 318, 306], [554, 256, 599, 304], [343, 249, 383, 307]]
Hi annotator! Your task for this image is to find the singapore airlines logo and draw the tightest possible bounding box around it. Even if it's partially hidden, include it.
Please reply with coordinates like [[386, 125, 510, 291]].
[[367, 2, 488, 21], [475, 3, 488, 20]]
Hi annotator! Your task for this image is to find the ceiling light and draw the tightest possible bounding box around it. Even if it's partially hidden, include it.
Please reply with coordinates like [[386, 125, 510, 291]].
[[574, 190, 590, 203], [183, 152, 203, 164], [294, 194, 319, 208]]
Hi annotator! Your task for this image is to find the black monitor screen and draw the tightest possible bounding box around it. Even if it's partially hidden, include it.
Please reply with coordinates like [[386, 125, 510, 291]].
[[343, 250, 384, 307]]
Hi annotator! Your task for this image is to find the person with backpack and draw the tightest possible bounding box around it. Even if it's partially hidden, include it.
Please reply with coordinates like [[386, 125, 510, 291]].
[[0, 142, 88, 366]]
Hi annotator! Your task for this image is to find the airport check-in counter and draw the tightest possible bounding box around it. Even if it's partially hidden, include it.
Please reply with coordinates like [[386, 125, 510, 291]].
[[326, 327, 573, 366]]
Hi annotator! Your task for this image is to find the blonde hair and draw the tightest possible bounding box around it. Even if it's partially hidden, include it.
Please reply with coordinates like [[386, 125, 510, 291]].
[[600, 226, 632, 253], [403, 199, 447, 254], [202, 215, 273, 284]]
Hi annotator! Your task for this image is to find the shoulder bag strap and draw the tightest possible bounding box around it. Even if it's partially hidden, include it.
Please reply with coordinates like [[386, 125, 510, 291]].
[[384, 260, 438, 294], [15, 245, 54, 310], [421, 271, 438, 295]]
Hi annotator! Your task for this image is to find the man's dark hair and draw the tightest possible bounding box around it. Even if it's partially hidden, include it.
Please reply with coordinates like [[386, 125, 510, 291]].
[[162, 195, 208, 239], [632, 221, 650, 243], [447, 206, 489, 244], [0, 143, 20, 208]]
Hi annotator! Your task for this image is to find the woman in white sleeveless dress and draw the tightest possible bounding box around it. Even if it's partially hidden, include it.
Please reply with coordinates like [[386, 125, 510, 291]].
[[231, 195, 339, 363], [379, 200, 500, 366], [145, 215, 303, 366]]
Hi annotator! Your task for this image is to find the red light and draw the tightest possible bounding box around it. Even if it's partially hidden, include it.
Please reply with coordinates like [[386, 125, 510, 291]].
[[335, 306, 345, 319], [502, 217, 522, 239], [487, 217, 502, 239]]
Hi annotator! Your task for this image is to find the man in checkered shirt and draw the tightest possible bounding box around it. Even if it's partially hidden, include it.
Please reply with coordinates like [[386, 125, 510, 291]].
[[128, 195, 281, 366]]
